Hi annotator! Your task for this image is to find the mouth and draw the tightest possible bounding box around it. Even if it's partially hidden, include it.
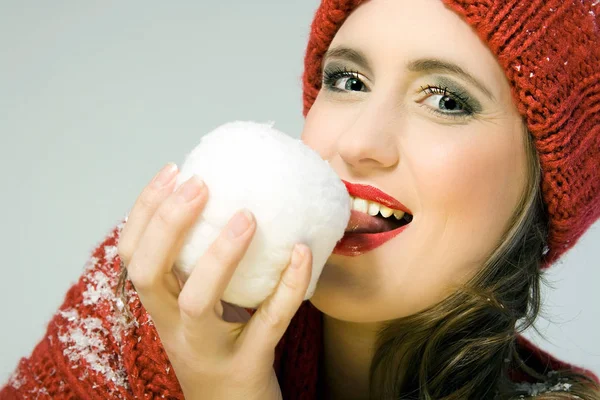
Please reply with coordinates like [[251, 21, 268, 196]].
[[332, 180, 414, 256], [345, 209, 413, 234], [332, 210, 413, 256]]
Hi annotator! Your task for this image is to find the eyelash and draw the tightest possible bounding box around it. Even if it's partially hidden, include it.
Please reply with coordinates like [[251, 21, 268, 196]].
[[418, 85, 474, 119], [322, 66, 475, 120], [322, 66, 363, 91]]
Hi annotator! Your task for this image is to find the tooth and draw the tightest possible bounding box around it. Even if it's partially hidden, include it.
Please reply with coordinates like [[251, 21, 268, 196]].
[[367, 201, 380, 216], [350, 195, 409, 219], [393, 210, 405, 220], [379, 205, 394, 218], [353, 197, 369, 213]]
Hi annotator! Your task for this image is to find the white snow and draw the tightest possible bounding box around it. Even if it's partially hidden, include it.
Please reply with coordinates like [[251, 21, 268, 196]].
[[513, 373, 577, 397], [57, 308, 130, 392], [53, 238, 142, 397], [103, 245, 119, 264], [8, 368, 26, 390]]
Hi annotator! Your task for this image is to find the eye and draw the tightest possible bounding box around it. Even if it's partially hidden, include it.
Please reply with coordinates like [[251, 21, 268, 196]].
[[322, 66, 369, 93], [418, 85, 474, 120]]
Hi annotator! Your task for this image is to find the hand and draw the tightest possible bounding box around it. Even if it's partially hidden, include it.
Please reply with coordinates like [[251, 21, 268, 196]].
[[117, 163, 313, 400]]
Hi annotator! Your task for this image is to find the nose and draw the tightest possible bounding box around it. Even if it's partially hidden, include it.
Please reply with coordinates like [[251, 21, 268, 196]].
[[335, 98, 400, 171]]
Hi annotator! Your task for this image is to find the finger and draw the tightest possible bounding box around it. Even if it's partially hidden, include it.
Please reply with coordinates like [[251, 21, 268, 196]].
[[118, 163, 179, 265], [177, 209, 256, 326], [128, 175, 208, 325], [236, 244, 312, 360]]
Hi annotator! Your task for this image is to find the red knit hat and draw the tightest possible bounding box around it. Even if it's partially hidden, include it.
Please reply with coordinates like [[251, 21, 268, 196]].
[[301, 0, 600, 270]]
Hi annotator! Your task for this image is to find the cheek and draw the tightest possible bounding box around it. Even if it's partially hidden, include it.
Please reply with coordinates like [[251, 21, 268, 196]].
[[411, 124, 526, 263], [301, 97, 347, 159], [300, 95, 357, 160]]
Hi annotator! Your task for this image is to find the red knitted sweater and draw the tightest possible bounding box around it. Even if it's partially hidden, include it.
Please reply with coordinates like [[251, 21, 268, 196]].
[[1, 220, 598, 399]]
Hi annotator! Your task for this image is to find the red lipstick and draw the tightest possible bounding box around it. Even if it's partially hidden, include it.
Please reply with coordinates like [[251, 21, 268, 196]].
[[341, 180, 412, 215], [332, 180, 413, 257]]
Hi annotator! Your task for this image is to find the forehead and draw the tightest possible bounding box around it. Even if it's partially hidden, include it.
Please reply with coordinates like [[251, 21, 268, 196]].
[[330, 0, 509, 100]]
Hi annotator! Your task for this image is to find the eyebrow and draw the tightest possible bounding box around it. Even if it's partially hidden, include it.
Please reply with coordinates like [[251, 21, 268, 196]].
[[323, 46, 496, 102]]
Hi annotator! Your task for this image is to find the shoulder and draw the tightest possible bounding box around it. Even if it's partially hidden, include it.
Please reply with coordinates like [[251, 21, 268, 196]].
[[508, 334, 599, 397], [514, 334, 599, 384]]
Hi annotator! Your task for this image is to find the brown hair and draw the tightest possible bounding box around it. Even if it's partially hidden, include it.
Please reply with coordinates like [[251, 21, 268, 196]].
[[368, 123, 600, 399]]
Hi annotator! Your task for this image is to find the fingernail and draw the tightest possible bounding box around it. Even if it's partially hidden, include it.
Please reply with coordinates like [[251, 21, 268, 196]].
[[175, 176, 205, 203], [227, 209, 253, 239], [291, 244, 305, 269], [151, 163, 178, 188]]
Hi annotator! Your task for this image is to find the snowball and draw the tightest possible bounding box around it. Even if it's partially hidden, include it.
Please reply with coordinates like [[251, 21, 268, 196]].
[[172, 121, 351, 308]]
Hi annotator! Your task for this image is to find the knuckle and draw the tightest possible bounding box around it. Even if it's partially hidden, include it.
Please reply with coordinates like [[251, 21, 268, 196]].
[[126, 261, 157, 291], [257, 306, 284, 329], [178, 293, 210, 319], [208, 237, 236, 265], [117, 242, 132, 266], [280, 274, 300, 292], [138, 186, 160, 210], [154, 203, 180, 228]]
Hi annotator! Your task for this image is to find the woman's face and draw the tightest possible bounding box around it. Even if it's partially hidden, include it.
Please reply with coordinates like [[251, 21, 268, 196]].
[[303, 0, 528, 323]]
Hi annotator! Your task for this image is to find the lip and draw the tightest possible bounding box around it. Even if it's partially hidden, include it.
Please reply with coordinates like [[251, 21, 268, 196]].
[[341, 180, 412, 215], [332, 223, 410, 256], [332, 180, 413, 257]]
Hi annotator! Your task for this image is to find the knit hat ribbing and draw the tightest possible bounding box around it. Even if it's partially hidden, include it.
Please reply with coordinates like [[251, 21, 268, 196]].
[[301, 0, 600, 270]]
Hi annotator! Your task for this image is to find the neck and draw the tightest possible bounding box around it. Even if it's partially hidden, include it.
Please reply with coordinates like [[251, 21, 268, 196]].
[[319, 314, 379, 400]]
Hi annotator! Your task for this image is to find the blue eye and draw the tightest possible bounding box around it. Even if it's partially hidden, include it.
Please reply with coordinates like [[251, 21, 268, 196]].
[[322, 66, 369, 92], [418, 85, 474, 120], [322, 66, 476, 121]]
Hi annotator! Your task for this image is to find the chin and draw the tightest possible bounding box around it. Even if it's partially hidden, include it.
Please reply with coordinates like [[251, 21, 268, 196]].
[[308, 270, 386, 323]]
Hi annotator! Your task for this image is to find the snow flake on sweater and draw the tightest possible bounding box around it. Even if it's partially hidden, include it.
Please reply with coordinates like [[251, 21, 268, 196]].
[[6, 367, 52, 399], [7, 369, 26, 390], [42, 216, 141, 397], [506, 370, 588, 398], [56, 307, 129, 389], [513, 380, 575, 397], [50, 254, 136, 395]]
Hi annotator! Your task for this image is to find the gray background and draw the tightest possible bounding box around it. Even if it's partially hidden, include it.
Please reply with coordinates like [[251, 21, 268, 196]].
[[1, 1, 598, 383]]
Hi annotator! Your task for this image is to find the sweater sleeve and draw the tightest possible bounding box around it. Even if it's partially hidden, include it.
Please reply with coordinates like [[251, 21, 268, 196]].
[[0, 217, 186, 399]]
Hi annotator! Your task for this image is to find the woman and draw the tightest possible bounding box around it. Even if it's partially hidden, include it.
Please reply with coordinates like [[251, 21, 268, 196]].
[[2, 0, 599, 399]]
